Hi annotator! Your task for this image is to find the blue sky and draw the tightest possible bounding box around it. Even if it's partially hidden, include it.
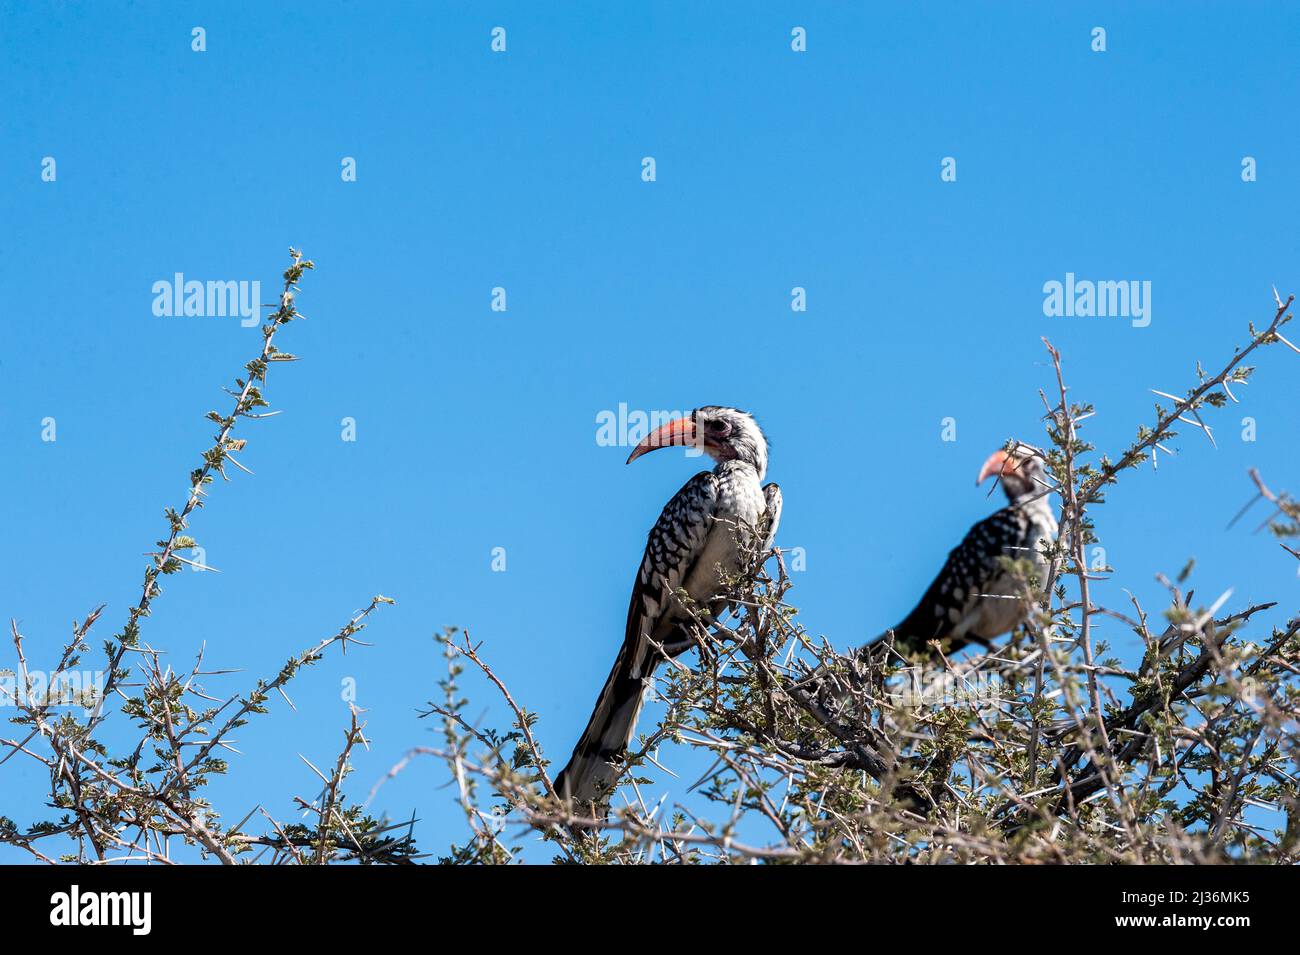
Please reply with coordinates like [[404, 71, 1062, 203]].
[[2, 2, 1297, 862]]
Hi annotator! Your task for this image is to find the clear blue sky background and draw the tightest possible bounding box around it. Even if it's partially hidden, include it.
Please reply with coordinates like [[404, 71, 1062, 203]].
[[2, 2, 1297, 862]]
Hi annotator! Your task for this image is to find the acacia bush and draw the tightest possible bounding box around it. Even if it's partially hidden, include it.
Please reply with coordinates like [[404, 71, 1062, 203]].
[[420, 293, 1300, 864], [2, 250, 1297, 865], [2, 251, 414, 865]]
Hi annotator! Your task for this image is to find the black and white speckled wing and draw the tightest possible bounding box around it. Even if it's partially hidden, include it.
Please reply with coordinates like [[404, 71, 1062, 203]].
[[625, 471, 723, 667], [556, 471, 721, 805], [761, 483, 783, 553], [884, 505, 1037, 654]]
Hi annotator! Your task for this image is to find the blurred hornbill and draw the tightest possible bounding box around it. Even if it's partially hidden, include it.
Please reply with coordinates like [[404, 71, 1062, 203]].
[[866, 442, 1057, 660]]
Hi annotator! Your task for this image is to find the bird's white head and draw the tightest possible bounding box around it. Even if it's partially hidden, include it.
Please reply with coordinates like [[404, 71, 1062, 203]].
[[626, 406, 769, 480], [977, 441, 1049, 503]]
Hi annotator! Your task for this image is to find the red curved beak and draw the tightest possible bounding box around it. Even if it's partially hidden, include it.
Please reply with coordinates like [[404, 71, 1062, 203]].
[[976, 450, 1013, 485], [627, 416, 698, 464]]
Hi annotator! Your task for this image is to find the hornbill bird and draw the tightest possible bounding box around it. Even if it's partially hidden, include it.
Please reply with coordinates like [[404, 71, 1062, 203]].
[[863, 442, 1057, 660], [555, 406, 781, 808]]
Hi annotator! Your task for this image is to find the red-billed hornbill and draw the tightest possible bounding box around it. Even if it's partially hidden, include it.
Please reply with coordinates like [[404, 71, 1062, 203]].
[[556, 406, 781, 807], [864, 442, 1057, 659]]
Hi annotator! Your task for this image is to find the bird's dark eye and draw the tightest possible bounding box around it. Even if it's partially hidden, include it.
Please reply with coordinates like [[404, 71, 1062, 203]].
[[707, 419, 730, 436]]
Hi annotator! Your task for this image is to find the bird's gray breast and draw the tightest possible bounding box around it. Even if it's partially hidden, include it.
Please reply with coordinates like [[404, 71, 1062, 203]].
[[680, 463, 765, 603]]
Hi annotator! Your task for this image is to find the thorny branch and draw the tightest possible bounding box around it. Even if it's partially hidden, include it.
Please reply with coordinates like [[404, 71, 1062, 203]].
[[2, 251, 412, 865]]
